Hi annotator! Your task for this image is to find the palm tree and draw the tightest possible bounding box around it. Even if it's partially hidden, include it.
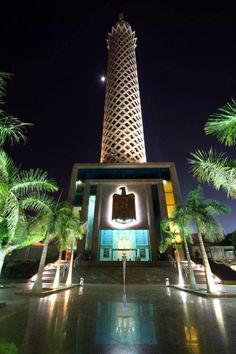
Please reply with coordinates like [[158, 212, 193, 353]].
[[0, 150, 57, 277], [32, 202, 85, 292], [52, 225, 68, 289], [160, 220, 185, 287], [52, 205, 85, 289], [0, 72, 58, 279], [186, 186, 228, 293], [171, 205, 198, 290], [189, 100, 236, 198], [31, 202, 60, 292], [65, 216, 86, 286]]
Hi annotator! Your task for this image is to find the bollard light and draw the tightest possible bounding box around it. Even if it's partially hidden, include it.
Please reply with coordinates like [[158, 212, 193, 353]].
[[165, 277, 169, 286], [80, 277, 84, 286]]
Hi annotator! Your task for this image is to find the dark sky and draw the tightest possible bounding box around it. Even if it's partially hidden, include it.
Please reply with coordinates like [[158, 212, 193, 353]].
[[1, 1, 236, 233]]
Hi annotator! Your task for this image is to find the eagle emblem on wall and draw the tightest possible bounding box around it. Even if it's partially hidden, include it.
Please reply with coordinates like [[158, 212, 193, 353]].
[[112, 187, 136, 224]]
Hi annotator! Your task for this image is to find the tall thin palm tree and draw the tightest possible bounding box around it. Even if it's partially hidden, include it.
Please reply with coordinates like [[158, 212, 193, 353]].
[[172, 205, 197, 290], [160, 220, 185, 287], [189, 99, 236, 198], [186, 186, 228, 293], [31, 202, 86, 292], [52, 205, 85, 289], [31, 202, 60, 292], [65, 218, 86, 286]]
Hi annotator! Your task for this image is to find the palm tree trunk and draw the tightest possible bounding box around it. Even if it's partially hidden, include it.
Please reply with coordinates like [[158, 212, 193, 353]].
[[32, 236, 50, 292], [175, 244, 184, 287], [65, 246, 74, 286], [198, 233, 217, 293], [53, 250, 62, 289], [183, 235, 197, 290], [0, 250, 6, 278]]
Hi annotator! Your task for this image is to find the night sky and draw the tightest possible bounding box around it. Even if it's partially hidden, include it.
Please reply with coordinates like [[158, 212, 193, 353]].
[[1, 1, 236, 233]]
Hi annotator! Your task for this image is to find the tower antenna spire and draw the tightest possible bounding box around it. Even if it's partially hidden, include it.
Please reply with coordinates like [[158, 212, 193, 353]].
[[119, 13, 124, 21]]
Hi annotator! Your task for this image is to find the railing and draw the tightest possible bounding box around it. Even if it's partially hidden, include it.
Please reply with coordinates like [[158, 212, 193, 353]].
[[167, 254, 190, 277], [167, 254, 177, 268], [58, 253, 81, 279], [112, 248, 137, 261], [73, 253, 81, 267], [60, 262, 69, 277]]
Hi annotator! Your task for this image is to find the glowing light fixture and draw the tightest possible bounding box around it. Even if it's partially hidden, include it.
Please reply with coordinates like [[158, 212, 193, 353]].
[[76, 180, 83, 188]]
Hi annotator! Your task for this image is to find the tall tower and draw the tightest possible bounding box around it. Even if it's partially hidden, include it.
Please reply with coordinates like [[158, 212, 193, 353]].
[[69, 15, 182, 263], [100, 14, 146, 163]]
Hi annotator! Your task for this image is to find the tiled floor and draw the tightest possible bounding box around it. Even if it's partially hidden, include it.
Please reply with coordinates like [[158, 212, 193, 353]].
[[0, 283, 236, 354]]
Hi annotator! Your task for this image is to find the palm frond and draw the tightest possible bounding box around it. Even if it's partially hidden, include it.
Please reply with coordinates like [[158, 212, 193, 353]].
[[0, 116, 32, 146], [0, 73, 32, 146], [159, 238, 172, 253], [0, 149, 18, 184], [203, 200, 230, 216], [17, 218, 46, 248], [3, 192, 20, 242], [205, 99, 236, 146], [186, 187, 228, 242], [20, 194, 55, 214], [11, 169, 58, 196], [200, 214, 224, 242], [189, 149, 236, 198], [0, 73, 11, 106], [172, 205, 193, 242]]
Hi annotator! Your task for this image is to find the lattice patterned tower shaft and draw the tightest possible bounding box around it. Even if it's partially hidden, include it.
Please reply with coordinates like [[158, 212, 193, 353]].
[[100, 15, 147, 163]]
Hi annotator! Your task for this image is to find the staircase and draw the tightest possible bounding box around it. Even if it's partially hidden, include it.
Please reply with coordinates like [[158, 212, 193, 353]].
[[180, 260, 222, 284], [29, 259, 225, 286], [71, 261, 180, 284], [30, 260, 69, 284]]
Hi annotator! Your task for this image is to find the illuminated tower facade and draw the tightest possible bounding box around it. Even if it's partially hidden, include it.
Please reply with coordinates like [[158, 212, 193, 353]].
[[100, 14, 146, 163], [68, 16, 182, 262]]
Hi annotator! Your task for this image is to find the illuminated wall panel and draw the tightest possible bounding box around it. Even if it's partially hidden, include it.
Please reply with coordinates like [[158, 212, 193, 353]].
[[85, 195, 96, 250], [163, 181, 176, 218], [99, 183, 148, 230]]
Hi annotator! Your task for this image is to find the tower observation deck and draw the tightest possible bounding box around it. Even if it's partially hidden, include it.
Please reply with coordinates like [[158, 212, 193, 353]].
[[100, 14, 147, 163]]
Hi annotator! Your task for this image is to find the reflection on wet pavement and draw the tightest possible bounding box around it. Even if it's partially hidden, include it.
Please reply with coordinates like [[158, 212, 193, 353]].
[[0, 284, 236, 353]]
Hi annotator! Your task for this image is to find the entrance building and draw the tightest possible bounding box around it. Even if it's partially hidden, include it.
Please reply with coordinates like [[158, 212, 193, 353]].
[[68, 162, 181, 261]]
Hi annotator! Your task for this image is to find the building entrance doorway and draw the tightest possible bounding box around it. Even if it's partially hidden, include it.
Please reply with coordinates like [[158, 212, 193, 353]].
[[99, 229, 150, 261]]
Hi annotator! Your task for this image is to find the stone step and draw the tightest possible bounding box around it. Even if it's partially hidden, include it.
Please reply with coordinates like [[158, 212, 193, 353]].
[[72, 265, 181, 284], [30, 261, 70, 283], [77, 260, 171, 267]]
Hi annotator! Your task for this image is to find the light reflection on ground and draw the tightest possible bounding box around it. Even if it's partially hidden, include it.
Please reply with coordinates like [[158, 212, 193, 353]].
[[0, 284, 236, 354]]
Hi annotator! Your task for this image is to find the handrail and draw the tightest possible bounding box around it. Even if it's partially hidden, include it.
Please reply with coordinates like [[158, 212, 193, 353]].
[[167, 254, 177, 268], [60, 262, 69, 277], [73, 253, 81, 268], [167, 254, 191, 277], [212, 258, 234, 266]]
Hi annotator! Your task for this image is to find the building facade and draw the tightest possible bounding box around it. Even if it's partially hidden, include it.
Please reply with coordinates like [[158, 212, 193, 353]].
[[68, 16, 182, 261]]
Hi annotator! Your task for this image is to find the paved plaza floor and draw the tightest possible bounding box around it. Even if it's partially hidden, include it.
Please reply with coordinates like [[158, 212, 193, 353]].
[[0, 283, 236, 354]]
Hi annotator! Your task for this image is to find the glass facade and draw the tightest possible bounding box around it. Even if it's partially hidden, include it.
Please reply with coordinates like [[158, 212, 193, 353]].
[[99, 229, 150, 261], [163, 181, 176, 218], [85, 195, 96, 250]]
